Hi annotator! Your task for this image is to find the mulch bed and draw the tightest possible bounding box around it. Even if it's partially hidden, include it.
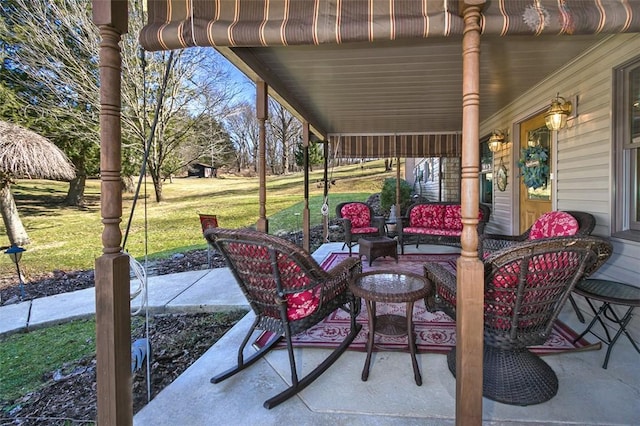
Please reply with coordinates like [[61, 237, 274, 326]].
[[0, 225, 343, 424]]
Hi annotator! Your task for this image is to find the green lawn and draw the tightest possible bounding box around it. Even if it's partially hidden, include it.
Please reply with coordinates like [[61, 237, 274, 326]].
[[1, 159, 399, 278]]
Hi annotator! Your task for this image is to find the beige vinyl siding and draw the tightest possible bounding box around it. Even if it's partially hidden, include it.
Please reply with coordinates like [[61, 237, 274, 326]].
[[482, 34, 640, 336]]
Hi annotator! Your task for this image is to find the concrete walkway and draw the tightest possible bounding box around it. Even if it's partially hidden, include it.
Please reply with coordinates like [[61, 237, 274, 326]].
[[0, 267, 248, 337], [1, 243, 638, 425]]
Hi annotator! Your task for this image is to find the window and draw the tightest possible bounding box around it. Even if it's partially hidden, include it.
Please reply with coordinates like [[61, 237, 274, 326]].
[[480, 138, 493, 205], [613, 56, 640, 236]]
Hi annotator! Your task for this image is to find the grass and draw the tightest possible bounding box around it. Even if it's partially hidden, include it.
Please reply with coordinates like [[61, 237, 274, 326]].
[[0, 319, 96, 403], [0, 159, 399, 408], [0, 159, 400, 278]]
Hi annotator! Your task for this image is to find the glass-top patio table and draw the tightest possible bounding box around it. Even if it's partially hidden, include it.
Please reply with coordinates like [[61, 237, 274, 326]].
[[349, 270, 434, 385]]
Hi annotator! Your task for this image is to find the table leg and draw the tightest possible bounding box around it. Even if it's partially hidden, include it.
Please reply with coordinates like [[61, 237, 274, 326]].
[[361, 300, 376, 381], [406, 301, 422, 386], [601, 305, 639, 369], [573, 301, 609, 345]]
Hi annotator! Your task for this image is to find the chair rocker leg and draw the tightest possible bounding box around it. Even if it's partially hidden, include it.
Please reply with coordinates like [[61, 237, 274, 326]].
[[263, 309, 363, 409], [211, 319, 281, 384]]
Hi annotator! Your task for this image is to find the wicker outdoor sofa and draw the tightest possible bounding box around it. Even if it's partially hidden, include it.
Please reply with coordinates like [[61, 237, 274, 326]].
[[397, 202, 491, 254]]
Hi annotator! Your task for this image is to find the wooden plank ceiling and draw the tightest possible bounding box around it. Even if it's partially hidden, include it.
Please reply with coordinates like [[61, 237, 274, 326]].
[[218, 34, 605, 138]]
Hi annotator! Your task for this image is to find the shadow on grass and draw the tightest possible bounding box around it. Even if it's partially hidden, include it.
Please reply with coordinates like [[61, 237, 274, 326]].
[[12, 185, 100, 217]]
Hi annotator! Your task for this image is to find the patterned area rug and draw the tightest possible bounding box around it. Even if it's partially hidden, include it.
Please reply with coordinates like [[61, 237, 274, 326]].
[[254, 252, 599, 355]]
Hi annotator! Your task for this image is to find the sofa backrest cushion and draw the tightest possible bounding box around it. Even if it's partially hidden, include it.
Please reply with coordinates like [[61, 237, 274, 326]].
[[410, 204, 446, 229], [529, 211, 579, 240], [341, 203, 371, 229], [444, 205, 463, 231]]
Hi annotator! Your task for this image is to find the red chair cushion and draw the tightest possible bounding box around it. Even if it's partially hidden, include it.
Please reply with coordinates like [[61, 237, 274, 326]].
[[341, 203, 371, 229], [286, 289, 320, 320], [528, 211, 579, 240]]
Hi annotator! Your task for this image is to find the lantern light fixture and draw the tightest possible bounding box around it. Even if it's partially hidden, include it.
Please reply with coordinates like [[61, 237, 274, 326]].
[[488, 129, 508, 152], [545, 93, 573, 131]]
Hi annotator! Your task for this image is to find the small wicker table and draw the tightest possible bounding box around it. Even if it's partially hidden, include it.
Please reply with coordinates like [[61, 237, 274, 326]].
[[572, 278, 640, 368], [349, 270, 433, 385], [357, 236, 398, 266]]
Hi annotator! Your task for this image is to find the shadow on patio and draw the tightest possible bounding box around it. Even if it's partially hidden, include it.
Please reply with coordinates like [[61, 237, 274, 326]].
[[134, 243, 640, 426]]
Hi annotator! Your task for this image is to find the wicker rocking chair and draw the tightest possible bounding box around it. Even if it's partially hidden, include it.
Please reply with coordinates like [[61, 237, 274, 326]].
[[424, 236, 613, 406], [204, 227, 362, 409]]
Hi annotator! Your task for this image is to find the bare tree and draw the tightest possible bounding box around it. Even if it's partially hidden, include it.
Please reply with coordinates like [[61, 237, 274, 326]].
[[224, 102, 260, 172], [1, 0, 241, 203], [267, 99, 302, 174]]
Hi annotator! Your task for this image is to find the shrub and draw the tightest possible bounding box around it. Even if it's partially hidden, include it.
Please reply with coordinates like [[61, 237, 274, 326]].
[[380, 178, 412, 216]]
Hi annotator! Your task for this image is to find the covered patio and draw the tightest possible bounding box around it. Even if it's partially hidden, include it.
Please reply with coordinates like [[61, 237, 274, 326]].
[[132, 242, 640, 425], [91, 1, 640, 424]]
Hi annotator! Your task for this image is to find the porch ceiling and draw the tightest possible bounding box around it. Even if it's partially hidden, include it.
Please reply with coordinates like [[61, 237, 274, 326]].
[[218, 34, 605, 138]]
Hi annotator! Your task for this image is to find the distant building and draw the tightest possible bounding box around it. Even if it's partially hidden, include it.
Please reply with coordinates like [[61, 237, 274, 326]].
[[187, 162, 217, 178]]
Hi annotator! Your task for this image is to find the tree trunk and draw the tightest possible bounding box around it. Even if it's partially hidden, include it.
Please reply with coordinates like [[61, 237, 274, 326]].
[[121, 175, 135, 193], [66, 174, 87, 206], [151, 174, 163, 202], [0, 184, 30, 246]]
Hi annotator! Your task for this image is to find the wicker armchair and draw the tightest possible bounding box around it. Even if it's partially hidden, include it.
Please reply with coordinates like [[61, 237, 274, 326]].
[[479, 210, 595, 258], [424, 236, 613, 405], [204, 227, 362, 409], [335, 201, 384, 256]]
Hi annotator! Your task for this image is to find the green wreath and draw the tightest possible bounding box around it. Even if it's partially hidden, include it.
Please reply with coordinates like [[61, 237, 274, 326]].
[[517, 145, 549, 189]]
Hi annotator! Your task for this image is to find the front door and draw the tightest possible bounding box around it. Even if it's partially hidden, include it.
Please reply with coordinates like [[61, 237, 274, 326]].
[[519, 113, 552, 232]]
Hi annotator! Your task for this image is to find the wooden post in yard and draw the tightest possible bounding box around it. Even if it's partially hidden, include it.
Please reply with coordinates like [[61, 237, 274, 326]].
[[456, 1, 485, 425], [302, 123, 311, 251], [92, 1, 132, 424], [323, 140, 329, 241], [256, 80, 269, 233]]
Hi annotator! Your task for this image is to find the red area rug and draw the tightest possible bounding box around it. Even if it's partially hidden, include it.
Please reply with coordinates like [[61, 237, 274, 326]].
[[255, 252, 599, 355]]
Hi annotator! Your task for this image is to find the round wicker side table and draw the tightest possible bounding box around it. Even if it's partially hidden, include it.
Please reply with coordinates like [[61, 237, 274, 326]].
[[349, 270, 433, 385]]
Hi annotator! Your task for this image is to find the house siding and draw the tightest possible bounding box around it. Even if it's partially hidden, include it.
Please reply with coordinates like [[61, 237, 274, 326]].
[[482, 33, 640, 337]]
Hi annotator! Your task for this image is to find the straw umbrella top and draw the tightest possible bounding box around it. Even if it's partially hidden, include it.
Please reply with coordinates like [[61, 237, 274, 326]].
[[0, 120, 75, 182]]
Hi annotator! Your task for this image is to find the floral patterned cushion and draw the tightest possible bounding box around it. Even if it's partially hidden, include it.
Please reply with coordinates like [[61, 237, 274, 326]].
[[286, 289, 319, 320], [443, 205, 463, 231], [340, 203, 371, 229], [404, 227, 461, 236], [528, 211, 579, 240], [352, 226, 380, 234], [277, 256, 318, 320], [408, 204, 485, 233], [409, 205, 445, 228]]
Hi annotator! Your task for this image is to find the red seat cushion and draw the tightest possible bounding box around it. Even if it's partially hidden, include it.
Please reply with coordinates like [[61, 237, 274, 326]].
[[528, 211, 579, 240]]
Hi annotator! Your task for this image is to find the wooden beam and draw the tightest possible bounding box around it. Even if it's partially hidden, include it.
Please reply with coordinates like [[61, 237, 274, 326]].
[[456, 1, 485, 425], [302, 123, 311, 251], [395, 157, 401, 218], [256, 80, 268, 233], [92, 1, 132, 424]]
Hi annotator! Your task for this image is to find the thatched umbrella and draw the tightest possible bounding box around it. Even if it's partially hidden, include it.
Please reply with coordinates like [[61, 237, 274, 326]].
[[0, 120, 75, 247]]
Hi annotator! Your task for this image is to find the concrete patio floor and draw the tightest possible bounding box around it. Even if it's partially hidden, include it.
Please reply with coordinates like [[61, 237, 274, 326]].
[[133, 243, 640, 425]]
